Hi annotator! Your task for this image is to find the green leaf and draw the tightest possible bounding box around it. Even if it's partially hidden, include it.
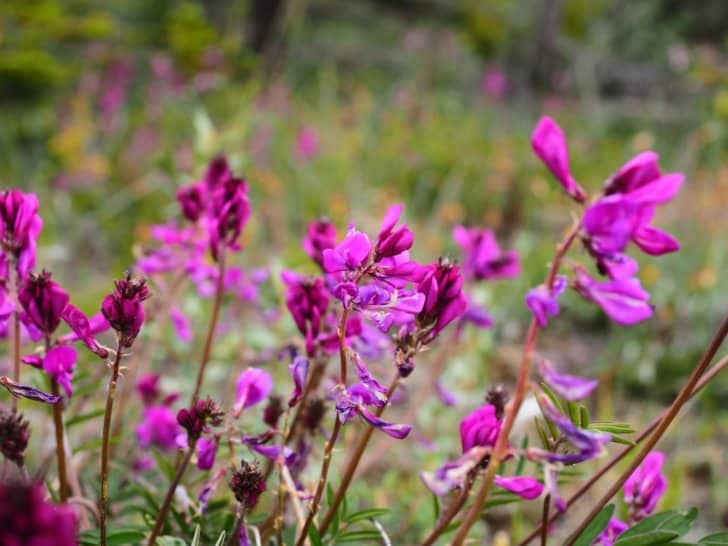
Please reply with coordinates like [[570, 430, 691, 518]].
[[590, 422, 637, 434], [432, 492, 441, 520], [308, 524, 323, 546], [80, 528, 147, 545], [579, 405, 590, 428], [66, 407, 105, 428], [345, 508, 390, 524], [569, 504, 615, 546], [699, 533, 728, 545], [335, 529, 384, 543], [609, 435, 637, 446], [190, 525, 201, 546], [156, 537, 187, 546], [614, 508, 698, 546], [213, 531, 227, 546], [567, 400, 580, 425]]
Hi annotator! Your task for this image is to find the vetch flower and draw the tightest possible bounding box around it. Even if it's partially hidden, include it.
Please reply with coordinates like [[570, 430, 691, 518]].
[[59, 305, 109, 357], [623, 451, 668, 521], [539, 359, 598, 401], [531, 117, 586, 202], [196, 436, 218, 470], [234, 367, 273, 418], [594, 518, 629, 546], [420, 446, 489, 496], [40, 345, 77, 398], [416, 258, 467, 341], [18, 270, 69, 335], [229, 460, 266, 510], [374, 204, 414, 260], [136, 405, 180, 450], [453, 226, 520, 281], [282, 272, 329, 356], [573, 267, 653, 326], [493, 475, 544, 500], [288, 355, 309, 407], [0, 481, 77, 546], [460, 403, 502, 453], [208, 168, 251, 262], [101, 272, 151, 347], [525, 275, 568, 328], [137, 374, 161, 406], [322, 227, 372, 274], [303, 218, 337, 269], [0, 189, 43, 279], [177, 398, 224, 442]]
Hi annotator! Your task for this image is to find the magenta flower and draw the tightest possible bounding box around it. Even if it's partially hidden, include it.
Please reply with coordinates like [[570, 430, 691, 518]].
[[416, 258, 467, 341], [538, 359, 598, 401], [208, 171, 251, 262], [573, 267, 653, 326], [136, 405, 180, 450], [136, 374, 161, 406], [374, 205, 414, 260], [177, 183, 207, 222], [40, 345, 77, 398], [170, 306, 193, 342], [59, 304, 109, 358], [494, 475, 544, 500], [624, 451, 668, 521], [421, 446, 489, 496], [18, 271, 69, 335], [296, 127, 320, 160], [196, 436, 218, 470], [0, 189, 43, 279], [531, 117, 586, 202], [525, 275, 568, 328], [101, 272, 150, 347], [303, 218, 337, 269], [322, 227, 372, 274], [282, 271, 330, 357], [0, 481, 77, 546], [480, 68, 508, 100], [460, 403, 502, 453], [594, 518, 629, 546], [177, 398, 224, 442], [233, 367, 273, 418], [452, 226, 520, 281]]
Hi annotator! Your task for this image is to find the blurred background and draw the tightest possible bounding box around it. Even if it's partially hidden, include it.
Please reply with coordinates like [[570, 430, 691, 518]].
[[2, 0, 728, 540]]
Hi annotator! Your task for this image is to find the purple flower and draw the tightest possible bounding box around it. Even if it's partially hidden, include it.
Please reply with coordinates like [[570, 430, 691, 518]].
[[59, 304, 109, 358], [435, 381, 458, 407], [282, 271, 330, 357], [137, 374, 161, 406], [494, 475, 544, 500], [296, 127, 319, 160], [303, 218, 337, 269], [208, 168, 251, 262], [416, 258, 467, 341], [0, 481, 77, 545], [177, 398, 224, 442], [170, 306, 193, 342], [573, 267, 653, 326], [18, 271, 69, 335], [538, 359, 598, 401], [0, 189, 43, 279], [40, 345, 77, 398], [420, 446, 489, 496], [234, 367, 273, 418], [136, 405, 180, 450], [177, 183, 207, 222], [332, 383, 411, 440], [196, 436, 218, 470], [375, 204, 414, 260], [624, 451, 668, 520], [322, 227, 372, 274], [288, 355, 309, 408], [101, 272, 151, 347], [452, 226, 520, 281], [531, 117, 586, 202], [460, 403, 502, 453], [594, 518, 628, 545], [525, 275, 568, 328], [459, 298, 494, 331], [0, 376, 61, 405]]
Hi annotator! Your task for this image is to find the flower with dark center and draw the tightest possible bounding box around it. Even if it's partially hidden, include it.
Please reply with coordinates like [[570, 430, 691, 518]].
[[229, 460, 266, 510]]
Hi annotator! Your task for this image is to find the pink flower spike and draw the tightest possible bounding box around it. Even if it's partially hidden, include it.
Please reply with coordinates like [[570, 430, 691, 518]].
[[531, 117, 586, 202], [494, 475, 544, 500], [234, 367, 273, 418], [538, 359, 598, 401]]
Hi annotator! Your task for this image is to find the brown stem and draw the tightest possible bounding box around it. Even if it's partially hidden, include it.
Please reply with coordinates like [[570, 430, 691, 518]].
[[147, 441, 196, 546], [296, 416, 342, 546], [563, 316, 728, 546], [9, 265, 21, 412], [421, 472, 477, 546], [517, 354, 728, 546], [100, 340, 124, 546], [190, 251, 226, 404], [274, 411, 292, 544], [451, 222, 581, 546], [317, 374, 399, 536], [50, 378, 68, 501], [540, 495, 551, 546]]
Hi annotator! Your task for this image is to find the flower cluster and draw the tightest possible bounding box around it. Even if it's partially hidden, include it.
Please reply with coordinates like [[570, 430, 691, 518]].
[[101, 272, 151, 347], [0, 189, 43, 280]]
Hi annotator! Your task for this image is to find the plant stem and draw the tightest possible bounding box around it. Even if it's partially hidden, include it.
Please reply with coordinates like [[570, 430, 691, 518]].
[[43, 332, 70, 503], [9, 266, 21, 412], [517, 353, 728, 546], [190, 251, 226, 404], [274, 410, 292, 545], [540, 495, 551, 546], [296, 416, 342, 546], [317, 374, 399, 536], [100, 340, 124, 546], [451, 222, 581, 546], [147, 441, 196, 546], [564, 315, 728, 546], [421, 471, 477, 546]]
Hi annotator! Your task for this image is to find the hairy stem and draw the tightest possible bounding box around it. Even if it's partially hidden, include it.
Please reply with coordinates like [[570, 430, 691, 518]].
[[100, 341, 124, 545], [190, 251, 226, 404], [517, 353, 728, 545], [564, 315, 728, 546], [147, 442, 196, 546], [451, 222, 581, 545], [317, 374, 399, 536]]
